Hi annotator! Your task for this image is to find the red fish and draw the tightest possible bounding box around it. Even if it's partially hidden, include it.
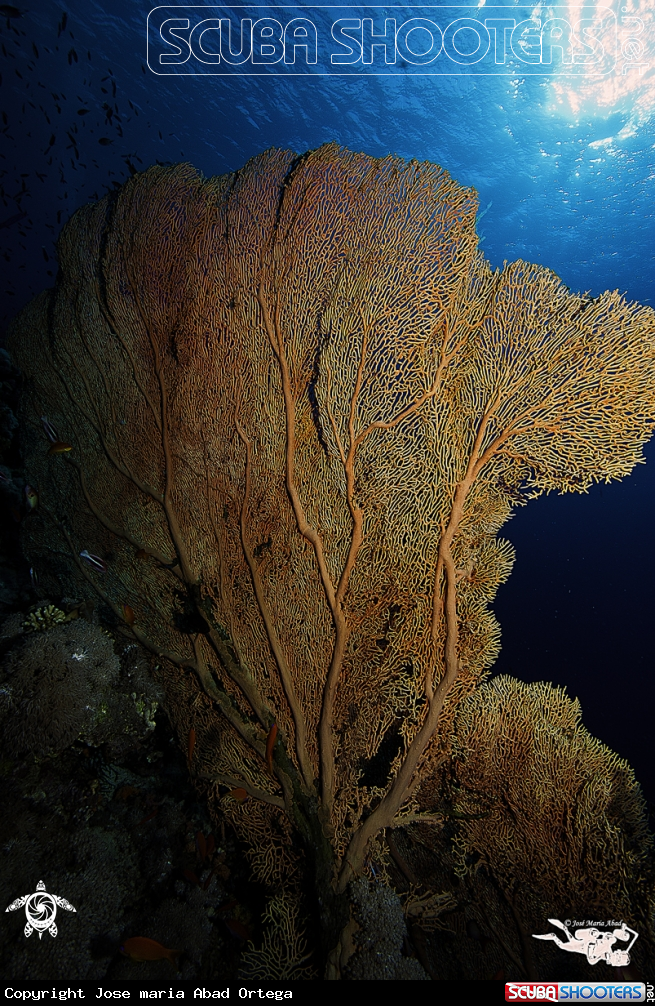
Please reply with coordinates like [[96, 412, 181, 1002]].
[[228, 787, 248, 803], [202, 867, 216, 891], [187, 727, 196, 763], [225, 918, 249, 942], [135, 548, 148, 559], [218, 899, 237, 915], [121, 603, 135, 626], [196, 831, 207, 862], [115, 785, 139, 800], [137, 807, 158, 826], [120, 937, 180, 968], [266, 722, 277, 774], [182, 868, 199, 886], [48, 441, 72, 455], [206, 833, 215, 858]]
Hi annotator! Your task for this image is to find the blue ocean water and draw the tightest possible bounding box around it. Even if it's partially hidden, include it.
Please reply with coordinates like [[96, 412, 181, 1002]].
[[1, 1, 654, 800]]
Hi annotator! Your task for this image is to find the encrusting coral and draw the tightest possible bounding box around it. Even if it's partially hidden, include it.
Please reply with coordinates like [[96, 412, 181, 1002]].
[[7, 142, 655, 975], [0, 620, 120, 757], [0, 825, 141, 981], [344, 879, 429, 980], [0, 616, 163, 757]]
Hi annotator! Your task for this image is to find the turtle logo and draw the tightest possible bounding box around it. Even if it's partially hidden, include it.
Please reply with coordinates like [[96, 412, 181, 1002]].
[[5, 880, 76, 938]]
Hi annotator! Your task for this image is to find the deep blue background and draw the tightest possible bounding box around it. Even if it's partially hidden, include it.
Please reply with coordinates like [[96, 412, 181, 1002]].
[[1, 2, 654, 801]]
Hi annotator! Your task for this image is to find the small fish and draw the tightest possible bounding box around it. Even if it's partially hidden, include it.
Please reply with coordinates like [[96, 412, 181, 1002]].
[[24, 484, 38, 509], [224, 918, 249, 942], [135, 548, 148, 560], [202, 866, 216, 891], [206, 833, 215, 858], [79, 550, 106, 572], [187, 727, 195, 763], [48, 441, 72, 455], [265, 722, 277, 774], [196, 831, 207, 862], [115, 785, 139, 800], [41, 415, 59, 443], [182, 868, 199, 886], [217, 899, 238, 915], [120, 937, 180, 968], [137, 807, 158, 826], [0, 5, 21, 17], [121, 603, 135, 626], [29, 566, 38, 590], [0, 211, 27, 229], [98, 137, 112, 146], [228, 787, 248, 803]]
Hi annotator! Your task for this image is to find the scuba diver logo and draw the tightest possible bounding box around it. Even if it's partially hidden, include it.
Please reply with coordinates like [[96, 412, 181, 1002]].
[[533, 918, 638, 966], [5, 880, 77, 938]]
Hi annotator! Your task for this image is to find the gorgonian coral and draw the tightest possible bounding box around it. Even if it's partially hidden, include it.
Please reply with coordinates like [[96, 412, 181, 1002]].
[[7, 143, 655, 973]]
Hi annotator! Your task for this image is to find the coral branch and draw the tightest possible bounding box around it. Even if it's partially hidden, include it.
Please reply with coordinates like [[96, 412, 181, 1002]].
[[235, 419, 314, 792], [9, 145, 655, 972]]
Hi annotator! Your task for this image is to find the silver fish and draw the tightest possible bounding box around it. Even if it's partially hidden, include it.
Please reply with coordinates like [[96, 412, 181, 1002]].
[[79, 550, 107, 572], [41, 415, 59, 444]]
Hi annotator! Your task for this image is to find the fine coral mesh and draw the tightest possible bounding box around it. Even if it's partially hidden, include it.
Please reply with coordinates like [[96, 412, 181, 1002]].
[[8, 143, 655, 887], [437, 676, 653, 926]]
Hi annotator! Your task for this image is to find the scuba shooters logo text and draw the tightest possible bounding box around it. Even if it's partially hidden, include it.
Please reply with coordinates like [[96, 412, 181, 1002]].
[[146, 4, 646, 76], [505, 985, 646, 1002]]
